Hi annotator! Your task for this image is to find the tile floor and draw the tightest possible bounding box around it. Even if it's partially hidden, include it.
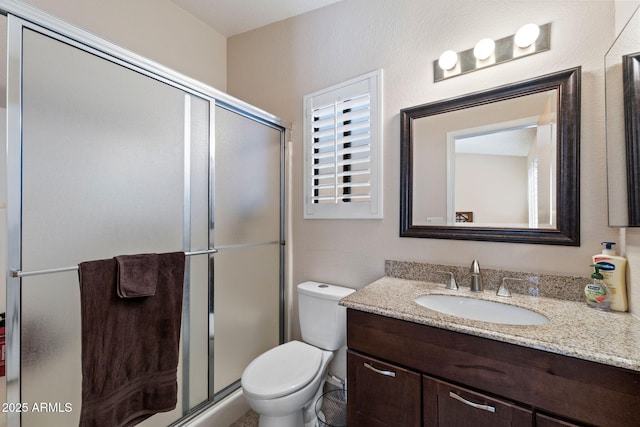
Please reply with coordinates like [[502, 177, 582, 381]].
[[229, 410, 258, 427]]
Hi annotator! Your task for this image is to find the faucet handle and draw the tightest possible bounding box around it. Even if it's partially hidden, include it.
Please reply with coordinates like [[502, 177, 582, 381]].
[[497, 277, 525, 297], [436, 271, 458, 290]]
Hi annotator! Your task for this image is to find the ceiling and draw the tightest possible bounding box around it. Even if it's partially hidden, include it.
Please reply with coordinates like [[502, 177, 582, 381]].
[[172, 0, 343, 37]]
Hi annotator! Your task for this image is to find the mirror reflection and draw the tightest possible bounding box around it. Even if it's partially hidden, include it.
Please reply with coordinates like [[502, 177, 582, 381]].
[[606, 5, 640, 226], [412, 90, 557, 228], [400, 68, 580, 245]]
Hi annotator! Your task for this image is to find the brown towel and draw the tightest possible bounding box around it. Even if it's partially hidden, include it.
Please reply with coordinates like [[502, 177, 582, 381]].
[[78, 252, 185, 427], [115, 254, 159, 298]]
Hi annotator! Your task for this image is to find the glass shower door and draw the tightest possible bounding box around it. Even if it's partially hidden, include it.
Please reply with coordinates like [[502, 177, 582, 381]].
[[14, 24, 211, 426], [6, 10, 286, 427], [211, 105, 283, 396]]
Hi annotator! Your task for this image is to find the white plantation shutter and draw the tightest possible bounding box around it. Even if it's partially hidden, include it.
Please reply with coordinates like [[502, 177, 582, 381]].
[[303, 70, 383, 219]]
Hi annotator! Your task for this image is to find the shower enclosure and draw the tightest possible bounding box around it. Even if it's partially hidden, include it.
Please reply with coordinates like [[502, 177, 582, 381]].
[[3, 2, 286, 426]]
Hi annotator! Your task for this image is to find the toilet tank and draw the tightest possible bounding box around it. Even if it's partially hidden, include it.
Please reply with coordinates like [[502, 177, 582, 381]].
[[298, 281, 355, 351]]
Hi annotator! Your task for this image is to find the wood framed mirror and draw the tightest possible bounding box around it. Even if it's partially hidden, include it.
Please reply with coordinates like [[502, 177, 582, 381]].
[[400, 67, 581, 245]]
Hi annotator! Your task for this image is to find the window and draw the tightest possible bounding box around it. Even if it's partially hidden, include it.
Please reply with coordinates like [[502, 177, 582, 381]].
[[303, 70, 383, 219]]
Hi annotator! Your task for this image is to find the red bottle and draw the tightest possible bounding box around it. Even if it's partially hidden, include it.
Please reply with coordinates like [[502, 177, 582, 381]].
[[0, 312, 5, 377]]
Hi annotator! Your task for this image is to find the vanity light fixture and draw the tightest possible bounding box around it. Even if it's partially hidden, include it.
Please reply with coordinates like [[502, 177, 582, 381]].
[[434, 22, 550, 82]]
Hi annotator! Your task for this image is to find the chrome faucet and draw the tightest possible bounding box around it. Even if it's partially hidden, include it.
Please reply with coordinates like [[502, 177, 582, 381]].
[[470, 259, 483, 292]]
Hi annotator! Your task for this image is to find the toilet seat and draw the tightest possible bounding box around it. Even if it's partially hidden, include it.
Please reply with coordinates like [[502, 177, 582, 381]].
[[242, 340, 323, 400]]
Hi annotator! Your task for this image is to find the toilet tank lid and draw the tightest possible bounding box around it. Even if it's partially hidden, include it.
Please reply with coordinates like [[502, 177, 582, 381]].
[[298, 281, 355, 300]]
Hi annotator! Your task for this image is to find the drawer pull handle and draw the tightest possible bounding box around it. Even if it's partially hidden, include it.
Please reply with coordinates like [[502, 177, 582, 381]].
[[363, 362, 396, 378], [449, 392, 496, 413]]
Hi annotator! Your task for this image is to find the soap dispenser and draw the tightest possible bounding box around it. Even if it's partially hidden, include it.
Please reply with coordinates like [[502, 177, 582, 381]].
[[592, 242, 628, 311], [584, 264, 611, 311]]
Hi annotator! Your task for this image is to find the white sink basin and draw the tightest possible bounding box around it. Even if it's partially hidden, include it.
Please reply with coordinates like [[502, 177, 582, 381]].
[[414, 294, 548, 326]]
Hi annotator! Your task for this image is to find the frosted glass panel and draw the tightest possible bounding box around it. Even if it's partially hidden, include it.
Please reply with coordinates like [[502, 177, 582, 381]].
[[212, 106, 282, 395], [21, 29, 184, 265], [213, 245, 280, 393], [19, 29, 208, 426], [214, 106, 282, 245], [20, 272, 82, 427]]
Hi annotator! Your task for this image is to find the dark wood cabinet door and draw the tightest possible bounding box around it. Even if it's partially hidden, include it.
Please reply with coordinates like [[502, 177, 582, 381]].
[[423, 376, 533, 427], [536, 413, 587, 427], [347, 350, 421, 427]]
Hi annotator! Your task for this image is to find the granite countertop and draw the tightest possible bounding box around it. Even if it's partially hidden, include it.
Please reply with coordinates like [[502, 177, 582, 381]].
[[340, 276, 640, 372]]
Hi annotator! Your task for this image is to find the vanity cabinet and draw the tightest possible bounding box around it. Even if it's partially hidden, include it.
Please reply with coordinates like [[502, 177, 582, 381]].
[[346, 309, 640, 427], [348, 351, 534, 426]]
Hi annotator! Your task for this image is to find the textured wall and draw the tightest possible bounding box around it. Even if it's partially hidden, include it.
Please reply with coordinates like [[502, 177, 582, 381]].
[[19, 0, 227, 90], [227, 0, 631, 321]]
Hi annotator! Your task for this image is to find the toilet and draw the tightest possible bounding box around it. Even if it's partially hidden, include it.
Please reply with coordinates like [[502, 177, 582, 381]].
[[241, 281, 355, 427]]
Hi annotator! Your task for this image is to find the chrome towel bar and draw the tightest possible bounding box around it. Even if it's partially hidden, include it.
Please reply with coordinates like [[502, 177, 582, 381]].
[[10, 248, 218, 278]]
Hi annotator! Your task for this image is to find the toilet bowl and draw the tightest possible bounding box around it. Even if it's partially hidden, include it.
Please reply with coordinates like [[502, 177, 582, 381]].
[[241, 282, 355, 427], [242, 341, 333, 427]]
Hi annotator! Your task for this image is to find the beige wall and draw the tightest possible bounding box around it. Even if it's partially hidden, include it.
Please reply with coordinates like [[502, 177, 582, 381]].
[[22, 0, 227, 90], [455, 154, 529, 225], [227, 0, 630, 320]]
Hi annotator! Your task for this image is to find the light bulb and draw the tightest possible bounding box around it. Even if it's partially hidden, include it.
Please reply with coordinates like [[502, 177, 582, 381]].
[[514, 23, 540, 48], [473, 38, 495, 60], [438, 50, 458, 71]]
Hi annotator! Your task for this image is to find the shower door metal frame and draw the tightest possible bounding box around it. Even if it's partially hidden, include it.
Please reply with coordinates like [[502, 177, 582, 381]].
[[1, 1, 289, 426]]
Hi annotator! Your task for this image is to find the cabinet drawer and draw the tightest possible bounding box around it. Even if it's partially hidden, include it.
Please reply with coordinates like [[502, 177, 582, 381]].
[[347, 350, 421, 427], [536, 413, 586, 427], [423, 376, 533, 427]]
